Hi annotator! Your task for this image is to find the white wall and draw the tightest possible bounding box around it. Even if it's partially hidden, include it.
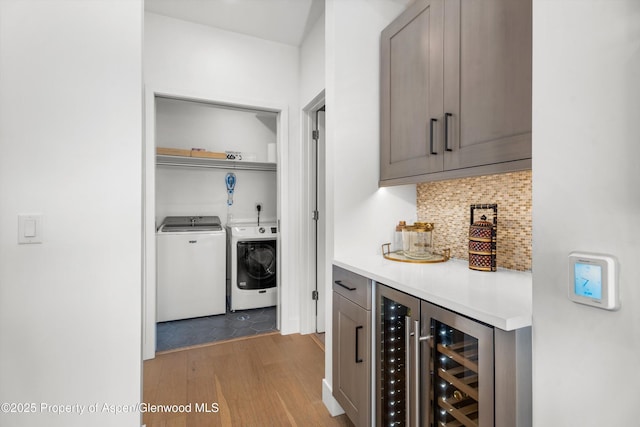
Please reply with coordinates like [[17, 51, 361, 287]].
[[532, 1, 640, 425], [323, 0, 416, 411], [0, 1, 142, 426], [156, 167, 277, 226], [155, 98, 278, 162], [326, 0, 416, 257], [144, 13, 299, 105], [300, 12, 326, 106], [144, 12, 302, 334]]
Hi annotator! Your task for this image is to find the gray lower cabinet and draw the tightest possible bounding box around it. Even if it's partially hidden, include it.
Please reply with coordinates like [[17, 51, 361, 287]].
[[332, 266, 371, 427], [380, 0, 532, 186]]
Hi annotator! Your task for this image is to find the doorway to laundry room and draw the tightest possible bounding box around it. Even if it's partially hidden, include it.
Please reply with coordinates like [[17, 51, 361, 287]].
[[152, 95, 280, 353]]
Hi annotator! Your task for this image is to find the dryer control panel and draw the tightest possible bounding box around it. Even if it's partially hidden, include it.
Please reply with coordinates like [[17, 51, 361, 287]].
[[258, 226, 278, 234], [231, 224, 278, 237]]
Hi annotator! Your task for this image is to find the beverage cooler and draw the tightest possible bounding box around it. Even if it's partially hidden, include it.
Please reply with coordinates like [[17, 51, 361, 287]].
[[377, 285, 495, 427], [423, 301, 494, 426]]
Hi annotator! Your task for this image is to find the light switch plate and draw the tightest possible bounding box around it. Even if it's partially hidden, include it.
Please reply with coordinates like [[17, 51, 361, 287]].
[[18, 214, 43, 244]]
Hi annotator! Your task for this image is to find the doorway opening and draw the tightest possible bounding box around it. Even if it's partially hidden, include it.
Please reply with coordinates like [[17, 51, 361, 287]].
[[143, 90, 287, 360]]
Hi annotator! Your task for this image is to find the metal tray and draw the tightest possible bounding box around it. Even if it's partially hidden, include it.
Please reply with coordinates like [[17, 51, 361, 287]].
[[382, 243, 450, 264]]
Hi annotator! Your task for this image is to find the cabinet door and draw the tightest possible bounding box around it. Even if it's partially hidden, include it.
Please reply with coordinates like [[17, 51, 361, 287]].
[[380, 0, 444, 181], [443, 0, 532, 171], [332, 292, 371, 427]]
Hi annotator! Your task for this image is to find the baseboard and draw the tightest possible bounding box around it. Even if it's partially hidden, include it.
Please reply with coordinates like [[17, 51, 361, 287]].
[[322, 378, 345, 417]]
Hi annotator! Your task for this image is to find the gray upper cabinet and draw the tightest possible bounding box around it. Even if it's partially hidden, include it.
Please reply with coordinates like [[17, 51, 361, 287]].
[[380, 0, 444, 181], [380, 0, 532, 186]]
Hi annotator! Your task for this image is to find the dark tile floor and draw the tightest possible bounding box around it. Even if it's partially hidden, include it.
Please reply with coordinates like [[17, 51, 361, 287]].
[[156, 306, 277, 352]]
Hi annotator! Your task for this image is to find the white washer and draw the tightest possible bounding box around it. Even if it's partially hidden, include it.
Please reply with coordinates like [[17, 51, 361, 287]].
[[227, 223, 278, 311], [156, 216, 226, 322]]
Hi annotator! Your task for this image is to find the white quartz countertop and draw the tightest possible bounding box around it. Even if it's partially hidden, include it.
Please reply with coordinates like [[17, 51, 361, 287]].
[[333, 255, 532, 331]]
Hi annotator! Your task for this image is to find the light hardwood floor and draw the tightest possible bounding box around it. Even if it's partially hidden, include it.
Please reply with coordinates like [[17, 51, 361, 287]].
[[143, 332, 353, 427]]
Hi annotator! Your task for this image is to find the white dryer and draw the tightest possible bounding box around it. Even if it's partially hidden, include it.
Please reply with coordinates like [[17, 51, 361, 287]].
[[226, 223, 278, 311], [156, 216, 226, 322]]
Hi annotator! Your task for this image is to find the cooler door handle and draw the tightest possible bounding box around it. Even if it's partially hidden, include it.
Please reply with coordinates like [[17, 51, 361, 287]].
[[405, 316, 412, 425], [414, 320, 429, 427]]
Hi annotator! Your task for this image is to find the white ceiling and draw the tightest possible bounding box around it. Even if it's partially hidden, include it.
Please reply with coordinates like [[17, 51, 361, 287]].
[[144, 0, 325, 46]]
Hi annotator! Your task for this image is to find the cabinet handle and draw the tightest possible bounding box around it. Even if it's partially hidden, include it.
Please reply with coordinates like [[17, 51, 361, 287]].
[[355, 325, 363, 364], [444, 112, 453, 152], [334, 280, 356, 291], [429, 118, 438, 155]]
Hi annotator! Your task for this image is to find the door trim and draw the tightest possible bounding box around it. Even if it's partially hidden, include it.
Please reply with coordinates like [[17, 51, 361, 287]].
[[301, 91, 326, 334]]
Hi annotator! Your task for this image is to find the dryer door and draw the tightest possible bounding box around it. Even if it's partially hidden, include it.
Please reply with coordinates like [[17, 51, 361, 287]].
[[236, 240, 277, 290]]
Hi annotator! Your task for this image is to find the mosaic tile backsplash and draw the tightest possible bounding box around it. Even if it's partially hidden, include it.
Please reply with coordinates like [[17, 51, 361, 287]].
[[416, 170, 532, 271]]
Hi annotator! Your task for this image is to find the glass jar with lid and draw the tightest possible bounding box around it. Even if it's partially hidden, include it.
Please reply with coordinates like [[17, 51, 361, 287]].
[[402, 222, 434, 259]]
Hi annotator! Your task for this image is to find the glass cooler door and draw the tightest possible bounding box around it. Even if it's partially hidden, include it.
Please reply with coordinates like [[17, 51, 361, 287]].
[[422, 301, 494, 427], [377, 285, 421, 427]]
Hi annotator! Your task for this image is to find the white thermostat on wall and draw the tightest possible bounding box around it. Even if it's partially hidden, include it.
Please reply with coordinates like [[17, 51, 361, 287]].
[[568, 252, 619, 310]]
